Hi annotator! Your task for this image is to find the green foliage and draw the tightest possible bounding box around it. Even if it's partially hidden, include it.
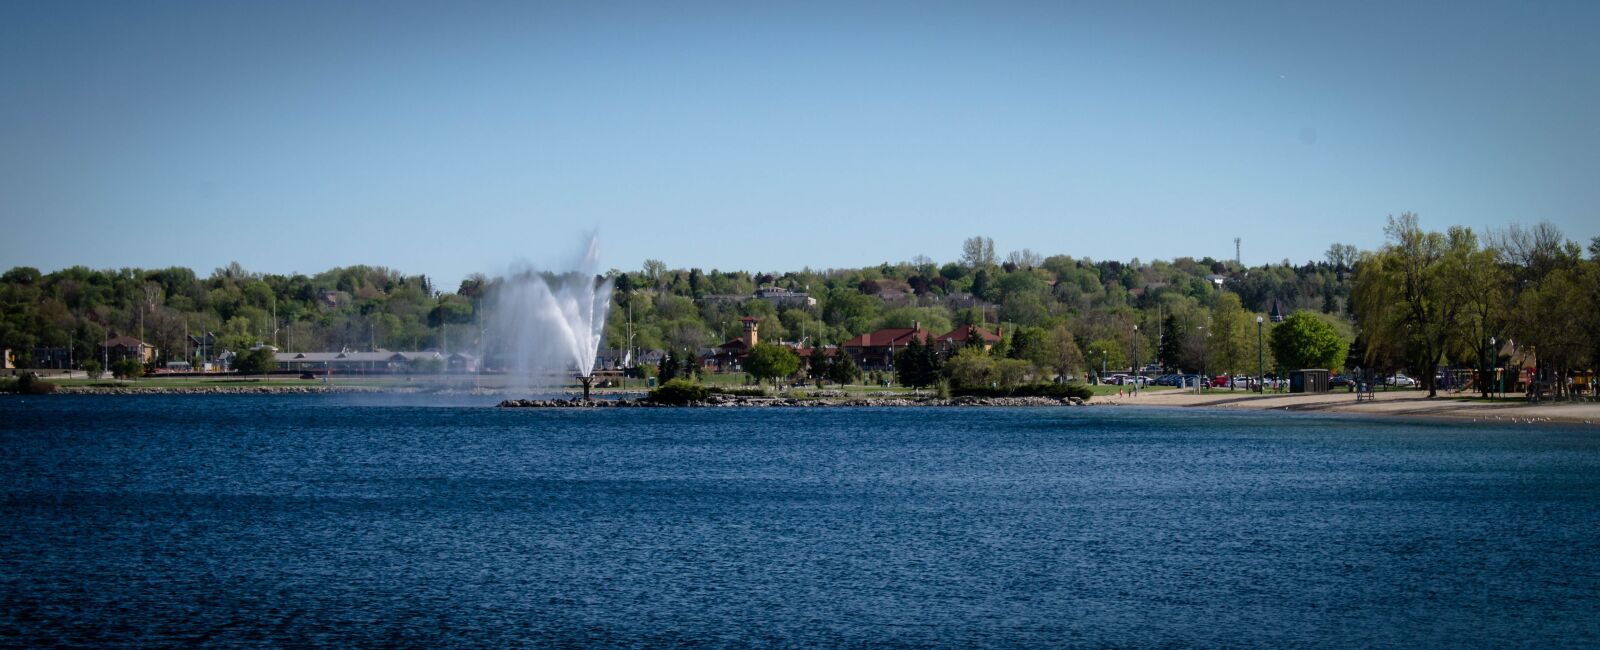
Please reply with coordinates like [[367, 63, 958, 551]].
[[111, 358, 144, 380], [893, 337, 942, 388], [83, 359, 102, 379], [658, 350, 682, 383], [944, 347, 996, 390], [0, 372, 57, 394], [234, 347, 277, 376], [745, 343, 800, 386], [828, 348, 860, 386], [1269, 311, 1348, 371], [1083, 338, 1127, 377], [647, 379, 710, 405]]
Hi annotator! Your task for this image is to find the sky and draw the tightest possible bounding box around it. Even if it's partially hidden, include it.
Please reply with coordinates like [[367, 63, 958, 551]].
[[2, 0, 1596, 288]]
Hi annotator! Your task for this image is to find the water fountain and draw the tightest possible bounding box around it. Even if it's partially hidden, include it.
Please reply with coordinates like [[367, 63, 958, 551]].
[[489, 235, 614, 400]]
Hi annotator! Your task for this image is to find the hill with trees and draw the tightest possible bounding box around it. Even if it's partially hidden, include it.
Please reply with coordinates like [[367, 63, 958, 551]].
[[3, 223, 1595, 397]]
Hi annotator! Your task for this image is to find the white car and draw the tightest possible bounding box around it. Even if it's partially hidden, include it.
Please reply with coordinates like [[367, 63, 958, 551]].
[[1386, 374, 1417, 387]]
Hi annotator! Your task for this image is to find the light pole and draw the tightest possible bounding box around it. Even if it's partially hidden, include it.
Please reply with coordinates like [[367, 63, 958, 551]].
[[1195, 325, 1206, 393], [1132, 324, 1140, 396], [1490, 336, 1499, 398], [1256, 315, 1265, 393]]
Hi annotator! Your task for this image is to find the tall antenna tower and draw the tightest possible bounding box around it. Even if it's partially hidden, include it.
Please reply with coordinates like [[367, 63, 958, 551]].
[[1234, 237, 1242, 267]]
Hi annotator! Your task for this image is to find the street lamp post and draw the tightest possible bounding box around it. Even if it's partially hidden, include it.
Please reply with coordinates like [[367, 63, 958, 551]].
[[1256, 315, 1265, 393], [1132, 324, 1140, 396], [1490, 336, 1499, 398]]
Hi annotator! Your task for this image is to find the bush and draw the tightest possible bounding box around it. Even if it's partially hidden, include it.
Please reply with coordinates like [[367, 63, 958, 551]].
[[951, 382, 1092, 400], [1, 373, 57, 394], [647, 379, 710, 405], [83, 359, 102, 379], [111, 358, 144, 380]]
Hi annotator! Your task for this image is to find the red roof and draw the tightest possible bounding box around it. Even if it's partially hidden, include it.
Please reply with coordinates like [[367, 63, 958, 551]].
[[935, 324, 1001, 344], [843, 328, 934, 349]]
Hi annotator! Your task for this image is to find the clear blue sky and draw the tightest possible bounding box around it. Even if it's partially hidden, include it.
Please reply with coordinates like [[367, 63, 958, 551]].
[[3, 0, 1596, 288]]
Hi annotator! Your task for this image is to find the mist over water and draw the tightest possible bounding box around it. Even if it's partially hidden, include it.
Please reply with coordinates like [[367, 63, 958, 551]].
[[486, 234, 613, 394]]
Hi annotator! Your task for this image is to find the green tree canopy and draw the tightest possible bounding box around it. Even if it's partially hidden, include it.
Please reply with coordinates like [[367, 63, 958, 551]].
[[1269, 311, 1348, 371], [745, 343, 799, 387]]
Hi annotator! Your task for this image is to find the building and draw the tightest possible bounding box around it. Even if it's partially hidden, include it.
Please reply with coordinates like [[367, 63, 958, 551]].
[[102, 336, 157, 364], [32, 347, 72, 369], [753, 286, 817, 308], [703, 316, 762, 372], [273, 350, 478, 374], [934, 324, 1002, 354], [842, 323, 936, 371]]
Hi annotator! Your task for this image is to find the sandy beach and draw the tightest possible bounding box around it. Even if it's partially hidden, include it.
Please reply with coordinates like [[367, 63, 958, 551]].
[[1104, 387, 1600, 426]]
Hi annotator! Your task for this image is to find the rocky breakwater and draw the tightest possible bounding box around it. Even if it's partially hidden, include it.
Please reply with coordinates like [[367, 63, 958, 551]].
[[498, 395, 1089, 408]]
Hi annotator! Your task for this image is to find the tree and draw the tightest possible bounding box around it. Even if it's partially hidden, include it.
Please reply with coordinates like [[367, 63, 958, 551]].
[[944, 347, 996, 389], [642, 259, 667, 287], [1007, 325, 1051, 370], [894, 337, 941, 389], [961, 236, 995, 268], [1083, 338, 1127, 380], [1207, 293, 1252, 385], [111, 358, 144, 380], [808, 349, 832, 387], [745, 343, 799, 388], [1352, 214, 1464, 397], [234, 347, 277, 376], [1444, 231, 1509, 397], [828, 348, 861, 386], [1157, 313, 1186, 372], [84, 359, 103, 379], [1045, 324, 1085, 382], [1269, 311, 1347, 371], [658, 350, 681, 383]]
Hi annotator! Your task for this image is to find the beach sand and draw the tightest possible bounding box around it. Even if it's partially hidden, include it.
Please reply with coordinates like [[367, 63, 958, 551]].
[[1103, 388, 1600, 426]]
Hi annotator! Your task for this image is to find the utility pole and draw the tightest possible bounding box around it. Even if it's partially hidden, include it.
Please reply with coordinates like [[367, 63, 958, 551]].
[[1234, 237, 1241, 268]]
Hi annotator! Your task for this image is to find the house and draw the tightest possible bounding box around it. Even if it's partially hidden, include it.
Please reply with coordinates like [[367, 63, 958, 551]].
[[703, 316, 762, 372], [934, 324, 1002, 354], [842, 323, 936, 371], [188, 332, 220, 361], [2, 349, 12, 369], [32, 347, 72, 369], [595, 348, 665, 371], [273, 349, 469, 374], [102, 336, 157, 364], [754, 286, 817, 308]]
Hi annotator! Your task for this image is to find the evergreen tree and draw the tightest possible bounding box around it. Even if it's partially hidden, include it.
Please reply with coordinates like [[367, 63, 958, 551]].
[[659, 350, 680, 383], [828, 347, 861, 386], [1157, 314, 1185, 372], [808, 348, 832, 387]]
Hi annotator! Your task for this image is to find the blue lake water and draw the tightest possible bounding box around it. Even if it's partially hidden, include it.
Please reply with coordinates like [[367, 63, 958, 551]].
[[3, 395, 1598, 647]]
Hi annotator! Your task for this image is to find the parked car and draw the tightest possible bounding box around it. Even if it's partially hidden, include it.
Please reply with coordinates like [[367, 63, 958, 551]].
[[1329, 375, 1350, 387], [1386, 374, 1417, 387]]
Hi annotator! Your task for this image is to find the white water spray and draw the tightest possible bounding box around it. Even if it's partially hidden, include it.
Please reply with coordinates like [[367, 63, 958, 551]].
[[488, 235, 614, 396]]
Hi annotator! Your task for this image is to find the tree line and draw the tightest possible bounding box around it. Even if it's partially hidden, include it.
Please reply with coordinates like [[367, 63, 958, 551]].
[[4, 222, 1595, 399]]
